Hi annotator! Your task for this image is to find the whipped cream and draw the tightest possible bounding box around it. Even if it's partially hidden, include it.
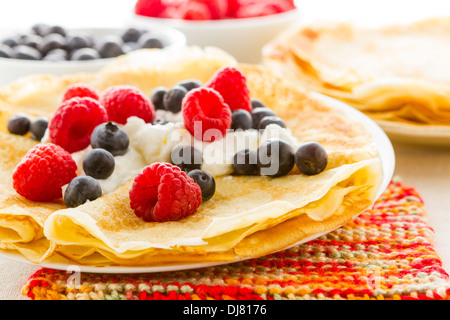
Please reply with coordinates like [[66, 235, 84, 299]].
[[65, 116, 299, 195], [155, 110, 184, 123], [123, 117, 191, 164], [71, 145, 146, 194], [259, 124, 300, 150]]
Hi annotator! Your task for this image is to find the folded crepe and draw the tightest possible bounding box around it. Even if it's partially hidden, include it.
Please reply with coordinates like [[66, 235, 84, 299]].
[[0, 47, 382, 267], [263, 18, 450, 127]]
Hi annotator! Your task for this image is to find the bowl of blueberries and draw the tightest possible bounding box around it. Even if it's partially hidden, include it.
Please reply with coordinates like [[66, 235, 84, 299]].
[[0, 23, 186, 86]]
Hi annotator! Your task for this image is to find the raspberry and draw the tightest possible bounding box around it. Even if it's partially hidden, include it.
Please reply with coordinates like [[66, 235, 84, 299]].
[[194, 0, 228, 19], [182, 87, 231, 142], [176, 0, 228, 20], [235, 0, 296, 18], [49, 97, 108, 153], [235, 3, 279, 18], [159, 6, 183, 18], [205, 66, 252, 112], [62, 83, 100, 102], [178, 1, 212, 20], [12, 143, 77, 202], [100, 85, 155, 125], [134, 0, 166, 17], [129, 163, 202, 222], [226, 0, 240, 17], [233, 0, 295, 18]]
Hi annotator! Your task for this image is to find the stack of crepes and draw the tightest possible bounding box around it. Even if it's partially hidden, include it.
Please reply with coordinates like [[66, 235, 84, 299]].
[[0, 46, 382, 267], [262, 18, 450, 128]]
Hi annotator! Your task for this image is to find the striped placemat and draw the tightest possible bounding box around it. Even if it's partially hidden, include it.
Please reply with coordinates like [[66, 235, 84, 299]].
[[22, 179, 450, 300]]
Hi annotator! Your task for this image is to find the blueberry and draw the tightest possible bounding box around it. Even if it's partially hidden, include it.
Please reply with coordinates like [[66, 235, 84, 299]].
[[46, 48, 67, 56], [31, 23, 50, 37], [19, 34, 42, 49], [13, 45, 42, 60], [258, 116, 286, 130], [29, 117, 48, 141], [44, 48, 68, 61], [2, 35, 20, 48], [177, 79, 202, 92], [71, 47, 101, 60], [0, 44, 13, 58], [231, 109, 252, 130], [64, 175, 102, 208], [44, 48, 68, 60], [138, 32, 164, 49], [150, 86, 168, 111], [96, 35, 124, 58], [48, 25, 67, 37], [257, 139, 295, 177], [83, 148, 115, 180], [37, 33, 66, 55], [251, 98, 266, 109], [251, 107, 276, 129], [187, 169, 215, 202], [163, 86, 187, 113], [232, 149, 258, 175], [170, 145, 202, 172], [90, 122, 129, 156], [7, 114, 31, 135], [121, 27, 143, 43], [43, 53, 67, 61], [66, 33, 92, 52], [295, 142, 328, 176], [152, 118, 169, 125]]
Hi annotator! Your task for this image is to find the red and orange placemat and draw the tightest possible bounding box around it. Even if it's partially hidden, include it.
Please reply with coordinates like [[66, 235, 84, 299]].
[[22, 179, 450, 300]]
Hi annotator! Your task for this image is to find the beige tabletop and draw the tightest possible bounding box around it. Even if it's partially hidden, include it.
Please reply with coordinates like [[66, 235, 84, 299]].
[[1, 139, 449, 300]]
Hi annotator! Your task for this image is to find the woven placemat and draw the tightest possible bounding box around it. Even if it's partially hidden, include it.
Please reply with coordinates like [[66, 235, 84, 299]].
[[22, 179, 450, 300]]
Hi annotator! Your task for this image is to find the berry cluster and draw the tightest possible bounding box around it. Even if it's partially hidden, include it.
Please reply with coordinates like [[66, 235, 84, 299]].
[[151, 79, 202, 114], [64, 121, 130, 208], [0, 24, 166, 62], [234, 139, 328, 178], [134, 0, 296, 20], [9, 82, 215, 222], [166, 65, 328, 179], [229, 98, 328, 178], [9, 65, 328, 224], [10, 83, 152, 206]]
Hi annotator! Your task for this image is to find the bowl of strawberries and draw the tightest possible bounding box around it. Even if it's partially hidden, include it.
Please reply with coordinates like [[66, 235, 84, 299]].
[[129, 0, 300, 63]]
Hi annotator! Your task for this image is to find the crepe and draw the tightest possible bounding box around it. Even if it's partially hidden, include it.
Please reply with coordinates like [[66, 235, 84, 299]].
[[0, 47, 237, 263], [263, 18, 450, 127], [0, 47, 382, 266]]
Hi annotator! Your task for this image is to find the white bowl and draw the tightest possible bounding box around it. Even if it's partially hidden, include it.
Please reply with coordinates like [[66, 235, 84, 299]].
[[0, 25, 186, 87], [129, 8, 300, 63]]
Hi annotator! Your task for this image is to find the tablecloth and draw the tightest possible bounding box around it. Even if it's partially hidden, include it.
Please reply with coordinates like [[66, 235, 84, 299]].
[[21, 179, 450, 300]]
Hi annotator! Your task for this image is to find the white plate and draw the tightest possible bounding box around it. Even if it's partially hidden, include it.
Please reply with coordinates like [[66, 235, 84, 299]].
[[0, 93, 395, 273], [376, 120, 450, 147]]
